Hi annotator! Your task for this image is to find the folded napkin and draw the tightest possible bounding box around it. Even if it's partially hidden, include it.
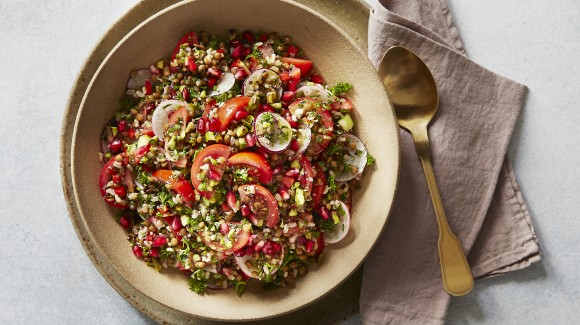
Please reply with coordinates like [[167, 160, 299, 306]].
[[360, 1, 541, 323]]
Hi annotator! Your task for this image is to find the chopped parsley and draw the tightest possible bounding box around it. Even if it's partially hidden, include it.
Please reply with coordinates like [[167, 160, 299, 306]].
[[366, 154, 375, 166], [233, 279, 247, 297], [327, 175, 337, 191], [329, 82, 352, 96], [188, 270, 208, 295]]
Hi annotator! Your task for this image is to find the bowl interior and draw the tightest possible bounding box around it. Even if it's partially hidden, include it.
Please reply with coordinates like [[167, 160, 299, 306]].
[[71, 0, 399, 321]]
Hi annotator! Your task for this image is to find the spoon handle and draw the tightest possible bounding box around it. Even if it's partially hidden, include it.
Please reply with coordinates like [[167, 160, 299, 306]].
[[412, 130, 474, 296]]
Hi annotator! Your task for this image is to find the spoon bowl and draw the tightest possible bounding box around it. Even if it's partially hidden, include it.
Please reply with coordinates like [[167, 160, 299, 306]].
[[379, 46, 474, 296]]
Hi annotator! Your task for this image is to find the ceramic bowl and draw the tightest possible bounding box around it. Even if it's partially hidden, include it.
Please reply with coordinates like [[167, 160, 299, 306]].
[[70, 0, 399, 321]]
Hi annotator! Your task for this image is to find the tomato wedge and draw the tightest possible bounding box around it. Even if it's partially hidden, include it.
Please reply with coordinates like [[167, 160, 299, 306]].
[[298, 155, 315, 194], [311, 164, 327, 206], [281, 57, 313, 76], [331, 97, 354, 112], [227, 151, 273, 184], [171, 31, 199, 60], [190, 144, 231, 198], [99, 154, 129, 209], [199, 222, 251, 252], [288, 97, 317, 115], [238, 184, 279, 228], [168, 106, 190, 128], [217, 96, 251, 131], [152, 169, 196, 207]]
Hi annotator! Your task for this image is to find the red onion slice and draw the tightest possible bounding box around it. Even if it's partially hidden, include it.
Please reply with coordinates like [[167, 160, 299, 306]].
[[242, 69, 281, 97], [333, 134, 368, 182], [234, 245, 284, 280], [151, 100, 187, 140], [295, 84, 335, 104], [209, 72, 235, 97], [254, 112, 293, 153], [323, 200, 350, 244]]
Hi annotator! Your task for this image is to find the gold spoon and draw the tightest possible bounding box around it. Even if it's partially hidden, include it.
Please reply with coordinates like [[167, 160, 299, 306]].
[[378, 46, 474, 296]]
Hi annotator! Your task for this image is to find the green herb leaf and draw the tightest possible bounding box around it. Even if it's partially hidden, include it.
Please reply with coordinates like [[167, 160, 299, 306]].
[[366, 154, 375, 166], [329, 82, 352, 96]]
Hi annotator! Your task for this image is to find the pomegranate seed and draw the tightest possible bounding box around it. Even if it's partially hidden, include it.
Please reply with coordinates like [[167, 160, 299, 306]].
[[149, 247, 160, 257], [290, 139, 301, 151], [245, 133, 256, 147], [288, 79, 299, 91], [259, 33, 269, 42], [208, 118, 221, 132], [242, 30, 255, 43], [240, 204, 251, 217], [234, 109, 248, 121], [277, 186, 291, 200], [282, 91, 295, 102], [187, 56, 197, 72], [207, 67, 221, 77], [108, 138, 123, 154], [310, 74, 324, 84], [152, 236, 167, 247], [182, 87, 190, 102], [260, 103, 274, 113], [197, 118, 207, 133], [220, 223, 229, 235], [119, 216, 131, 229], [128, 127, 135, 139], [144, 79, 152, 95], [287, 44, 299, 57], [114, 186, 126, 197], [132, 246, 143, 258], [230, 40, 241, 48], [207, 77, 218, 89], [272, 166, 284, 175], [170, 64, 178, 73], [272, 242, 282, 255], [208, 169, 221, 181], [319, 206, 330, 220], [227, 191, 238, 212], [117, 119, 127, 132], [145, 234, 153, 242], [306, 240, 315, 253], [149, 64, 160, 75], [168, 87, 177, 98], [261, 241, 273, 255]]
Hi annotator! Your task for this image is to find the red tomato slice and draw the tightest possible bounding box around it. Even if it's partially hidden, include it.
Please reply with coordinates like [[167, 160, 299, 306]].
[[238, 184, 279, 228], [171, 32, 199, 60], [168, 106, 190, 128], [151, 169, 196, 207], [288, 97, 317, 115], [298, 156, 315, 194], [308, 107, 333, 154], [99, 154, 128, 209], [217, 96, 251, 131], [190, 144, 231, 198], [199, 223, 251, 252], [227, 152, 273, 184], [281, 57, 313, 76], [311, 164, 327, 207], [331, 97, 354, 112]]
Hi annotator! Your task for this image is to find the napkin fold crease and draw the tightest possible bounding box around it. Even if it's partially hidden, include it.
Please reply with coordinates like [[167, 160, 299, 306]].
[[360, 1, 541, 324]]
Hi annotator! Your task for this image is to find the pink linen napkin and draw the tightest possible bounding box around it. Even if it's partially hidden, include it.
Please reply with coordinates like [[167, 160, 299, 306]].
[[360, 1, 541, 324]]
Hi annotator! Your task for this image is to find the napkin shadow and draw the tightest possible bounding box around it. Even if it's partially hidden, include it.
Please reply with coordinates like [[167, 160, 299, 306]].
[[507, 88, 530, 161]]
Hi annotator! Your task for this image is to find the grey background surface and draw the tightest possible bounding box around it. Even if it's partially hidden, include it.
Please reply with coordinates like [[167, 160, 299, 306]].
[[1, 0, 578, 324]]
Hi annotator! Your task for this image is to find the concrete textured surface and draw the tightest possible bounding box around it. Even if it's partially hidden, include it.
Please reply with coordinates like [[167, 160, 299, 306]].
[[0, 0, 578, 324]]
